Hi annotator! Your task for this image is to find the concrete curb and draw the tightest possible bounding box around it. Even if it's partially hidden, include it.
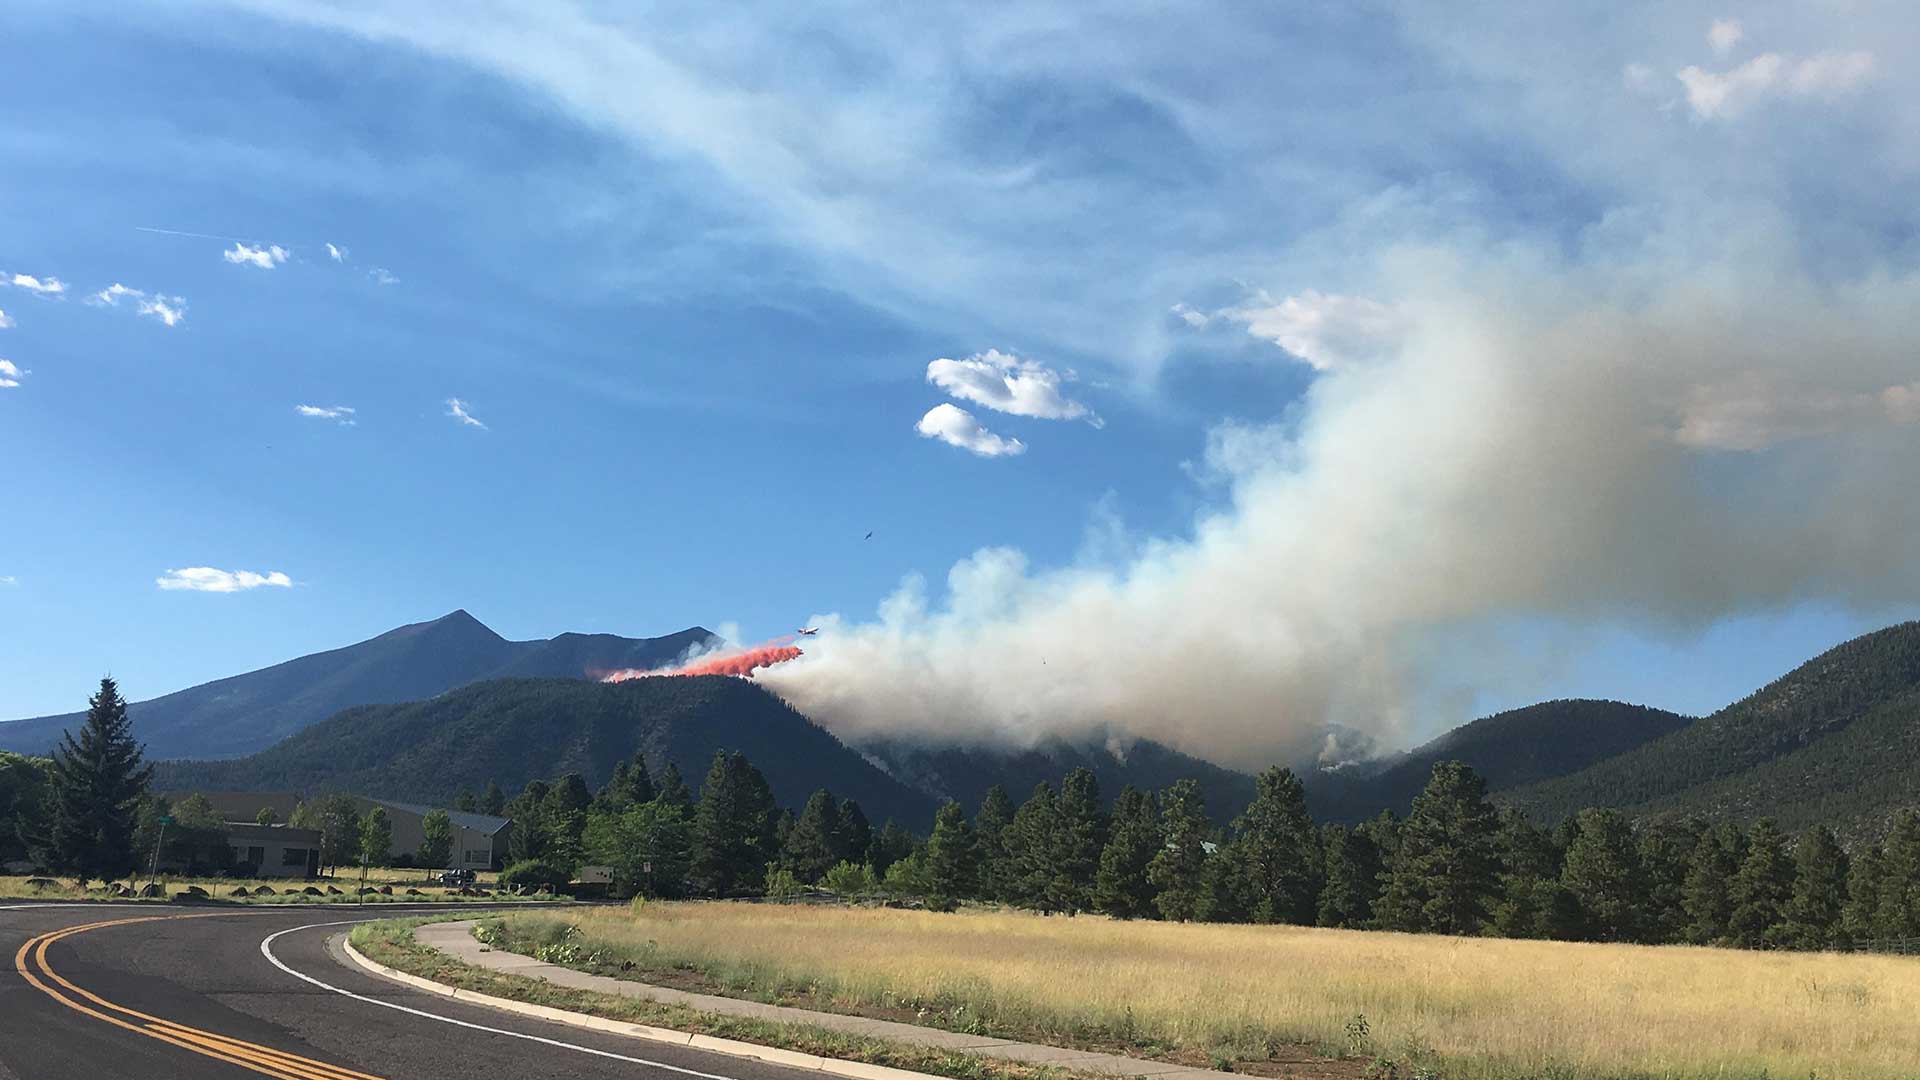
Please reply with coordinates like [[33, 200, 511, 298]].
[[340, 936, 948, 1080]]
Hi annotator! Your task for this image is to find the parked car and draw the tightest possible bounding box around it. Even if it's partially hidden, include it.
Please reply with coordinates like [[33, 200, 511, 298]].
[[436, 868, 477, 887]]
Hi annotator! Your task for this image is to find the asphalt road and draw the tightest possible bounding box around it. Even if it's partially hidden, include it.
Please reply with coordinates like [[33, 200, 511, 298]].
[[0, 902, 824, 1080]]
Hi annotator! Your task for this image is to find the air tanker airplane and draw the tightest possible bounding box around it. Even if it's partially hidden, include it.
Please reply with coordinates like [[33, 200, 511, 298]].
[[796, 627, 819, 636]]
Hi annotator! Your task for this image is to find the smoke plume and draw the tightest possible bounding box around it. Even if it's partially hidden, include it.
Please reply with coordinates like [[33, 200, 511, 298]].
[[760, 248, 1920, 770]]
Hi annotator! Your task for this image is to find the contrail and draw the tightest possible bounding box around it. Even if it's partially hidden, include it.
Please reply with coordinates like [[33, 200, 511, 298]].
[[134, 226, 255, 243]]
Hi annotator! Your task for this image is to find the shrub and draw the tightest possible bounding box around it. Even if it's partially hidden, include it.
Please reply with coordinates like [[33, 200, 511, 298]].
[[499, 859, 571, 892], [764, 866, 803, 900], [821, 860, 877, 897]]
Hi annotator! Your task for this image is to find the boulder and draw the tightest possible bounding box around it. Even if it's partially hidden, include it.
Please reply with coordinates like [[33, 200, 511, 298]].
[[176, 885, 209, 900], [230, 886, 251, 898], [325, 885, 343, 895], [23, 877, 57, 890], [138, 882, 162, 898], [303, 886, 323, 896], [356, 886, 377, 895], [377, 885, 393, 895], [404, 888, 424, 896], [253, 885, 276, 896]]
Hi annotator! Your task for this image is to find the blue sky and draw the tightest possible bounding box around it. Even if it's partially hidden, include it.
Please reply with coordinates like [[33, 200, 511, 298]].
[[3, 3, 1917, 766]]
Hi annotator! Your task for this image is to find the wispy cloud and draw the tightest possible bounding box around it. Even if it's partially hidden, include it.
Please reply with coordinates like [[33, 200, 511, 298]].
[[326, 242, 346, 262], [156, 567, 294, 592], [1678, 47, 1876, 120], [89, 283, 187, 327], [1203, 289, 1407, 371], [6, 273, 66, 296], [0, 576, 16, 587], [915, 403, 1024, 457], [1707, 18, 1743, 57], [0, 359, 25, 389], [369, 267, 398, 286], [224, 242, 290, 269], [295, 404, 356, 425], [926, 349, 1099, 426], [445, 397, 487, 429], [0, 309, 13, 329]]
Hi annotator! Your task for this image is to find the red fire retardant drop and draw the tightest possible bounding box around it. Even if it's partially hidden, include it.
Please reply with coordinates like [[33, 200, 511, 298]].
[[600, 641, 803, 683]]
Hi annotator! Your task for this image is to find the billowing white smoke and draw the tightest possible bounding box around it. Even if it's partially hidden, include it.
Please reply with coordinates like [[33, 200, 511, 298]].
[[760, 250, 1920, 770]]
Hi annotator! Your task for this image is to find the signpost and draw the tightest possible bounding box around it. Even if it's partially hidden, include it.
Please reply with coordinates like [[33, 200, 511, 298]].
[[148, 814, 174, 887]]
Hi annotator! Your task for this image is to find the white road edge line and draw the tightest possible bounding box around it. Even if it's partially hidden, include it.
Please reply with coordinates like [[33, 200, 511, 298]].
[[260, 921, 747, 1080]]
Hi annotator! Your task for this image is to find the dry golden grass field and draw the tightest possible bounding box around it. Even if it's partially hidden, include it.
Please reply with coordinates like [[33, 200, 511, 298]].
[[497, 902, 1920, 1080]]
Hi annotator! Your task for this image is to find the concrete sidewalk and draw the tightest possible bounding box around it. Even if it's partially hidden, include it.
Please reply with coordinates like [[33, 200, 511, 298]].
[[415, 920, 1228, 1079]]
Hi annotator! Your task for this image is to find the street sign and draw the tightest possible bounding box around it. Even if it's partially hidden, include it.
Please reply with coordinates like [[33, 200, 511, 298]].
[[158, 815, 174, 826]]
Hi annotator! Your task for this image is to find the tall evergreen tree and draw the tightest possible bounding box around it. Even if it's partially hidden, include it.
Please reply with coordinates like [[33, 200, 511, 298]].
[[453, 789, 478, 814], [654, 763, 695, 812], [1878, 809, 1920, 938], [924, 801, 979, 907], [480, 780, 507, 817], [1488, 808, 1565, 939], [600, 758, 656, 810], [1727, 818, 1794, 948], [1374, 762, 1501, 935], [1148, 779, 1210, 922], [1682, 823, 1743, 944], [544, 774, 593, 872], [1050, 768, 1106, 915], [45, 677, 152, 880], [507, 779, 553, 864], [1778, 824, 1850, 949], [837, 798, 872, 868], [782, 788, 845, 882], [689, 751, 776, 895], [972, 785, 1015, 902], [1004, 782, 1062, 910], [867, 819, 915, 877], [1095, 787, 1160, 919], [1843, 843, 1887, 943], [1230, 766, 1323, 925], [1317, 823, 1384, 929], [1635, 818, 1702, 945], [1559, 808, 1645, 942]]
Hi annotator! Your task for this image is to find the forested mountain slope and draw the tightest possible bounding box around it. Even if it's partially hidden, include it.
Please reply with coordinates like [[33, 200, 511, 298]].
[[861, 738, 1259, 821], [153, 675, 938, 826], [0, 611, 714, 760], [1504, 622, 1920, 831]]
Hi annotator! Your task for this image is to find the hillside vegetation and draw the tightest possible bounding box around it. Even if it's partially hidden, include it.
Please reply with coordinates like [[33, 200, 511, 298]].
[[154, 675, 937, 826], [0, 610, 713, 760], [1505, 621, 1920, 834]]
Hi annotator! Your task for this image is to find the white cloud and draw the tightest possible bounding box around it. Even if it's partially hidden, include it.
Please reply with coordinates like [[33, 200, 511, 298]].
[[1678, 50, 1875, 120], [224, 242, 290, 269], [156, 567, 294, 593], [325, 243, 346, 262], [1210, 289, 1406, 371], [915, 403, 1025, 457], [369, 267, 399, 286], [0, 309, 12, 329], [0, 576, 15, 587], [1707, 18, 1743, 57], [926, 349, 1097, 425], [1169, 302, 1210, 328], [88, 283, 187, 327], [295, 404, 357, 425], [445, 397, 487, 429], [0, 359, 24, 389], [7, 274, 66, 296]]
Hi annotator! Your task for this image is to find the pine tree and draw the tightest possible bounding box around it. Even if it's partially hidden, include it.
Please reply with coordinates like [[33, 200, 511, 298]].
[[867, 819, 915, 877], [1727, 818, 1794, 948], [1778, 825, 1850, 949], [1050, 768, 1106, 914], [480, 780, 506, 817], [1230, 766, 1323, 925], [454, 789, 478, 813], [507, 779, 552, 864], [1199, 837, 1253, 923], [924, 801, 979, 908], [837, 798, 872, 868], [1635, 818, 1702, 945], [654, 763, 695, 812], [46, 677, 152, 880], [1317, 823, 1384, 929], [1148, 779, 1210, 922], [690, 751, 776, 896], [1095, 787, 1160, 919], [1682, 824, 1743, 944], [1005, 782, 1061, 910], [782, 788, 845, 882], [1375, 762, 1501, 935], [1488, 808, 1557, 939], [544, 774, 593, 872], [1878, 809, 1920, 938], [1843, 843, 1886, 943], [973, 785, 1015, 902], [1559, 809, 1645, 942], [600, 758, 656, 810]]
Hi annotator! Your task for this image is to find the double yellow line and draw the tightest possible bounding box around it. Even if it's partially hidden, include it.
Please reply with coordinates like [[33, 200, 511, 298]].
[[15, 913, 390, 1080]]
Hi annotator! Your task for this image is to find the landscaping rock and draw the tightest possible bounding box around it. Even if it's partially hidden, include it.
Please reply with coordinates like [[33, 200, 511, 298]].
[[24, 877, 57, 890], [138, 883, 162, 898], [253, 885, 275, 896], [325, 885, 343, 895], [230, 886, 251, 897], [357, 886, 378, 895], [404, 888, 423, 896], [176, 885, 209, 899], [377, 885, 393, 895], [303, 886, 323, 896]]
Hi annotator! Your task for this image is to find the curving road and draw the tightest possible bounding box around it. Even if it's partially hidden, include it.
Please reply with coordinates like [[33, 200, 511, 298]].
[[0, 903, 819, 1080]]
